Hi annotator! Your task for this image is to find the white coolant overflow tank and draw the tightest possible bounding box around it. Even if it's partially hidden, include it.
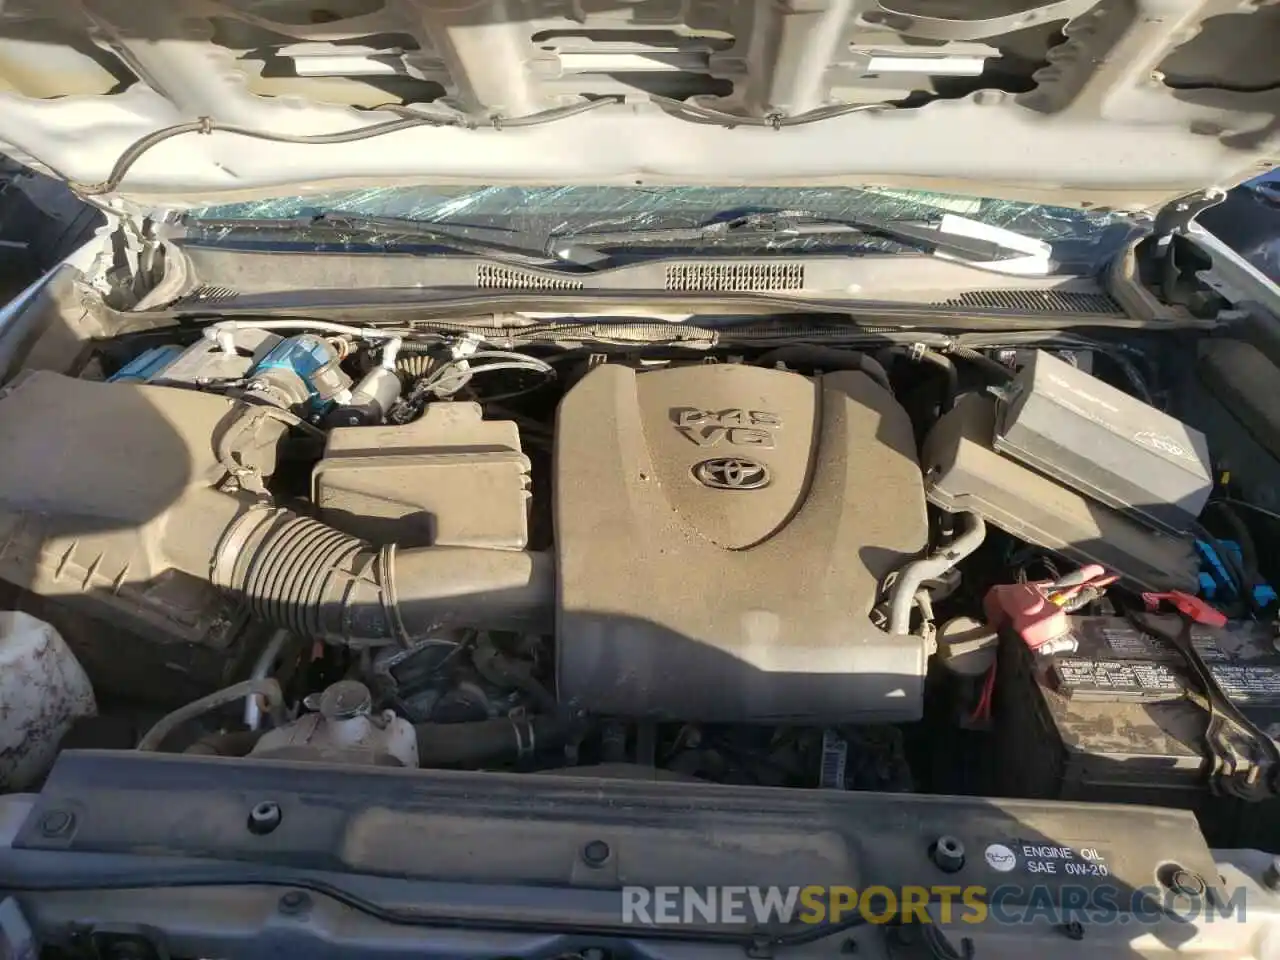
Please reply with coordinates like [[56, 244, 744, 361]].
[[0, 612, 96, 789]]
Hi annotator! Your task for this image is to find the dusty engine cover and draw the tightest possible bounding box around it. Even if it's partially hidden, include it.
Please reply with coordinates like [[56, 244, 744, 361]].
[[554, 363, 930, 723]]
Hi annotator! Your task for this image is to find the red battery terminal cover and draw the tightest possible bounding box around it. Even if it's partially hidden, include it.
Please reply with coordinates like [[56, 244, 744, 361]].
[[1141, 590, 1227, 627], [984, 583, 1070, 651], [984, 564, 1117, 651]]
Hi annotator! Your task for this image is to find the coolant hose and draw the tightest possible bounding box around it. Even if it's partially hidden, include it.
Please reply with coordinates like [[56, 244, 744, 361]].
[[184, 729, 265, 757], [244, 628, 290, 731], [887, 512, 987, 635], [945, 345, 1015, 382], [916, 350, 959, 412], [209, 504, 554, 645], [138, 678, 285, 751], [883, 346, 959, 411], [415, 715, 569, 766], [753, 346, 892, 392]]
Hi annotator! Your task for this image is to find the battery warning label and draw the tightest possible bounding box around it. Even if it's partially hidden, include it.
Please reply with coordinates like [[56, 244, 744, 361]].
[[986, 842, 1112, 877], [1053, 658, 1280, 705], [1053, 657, 1182, 698], [1208, 664, 1280, 704], [1098, 624, 1227, 662]]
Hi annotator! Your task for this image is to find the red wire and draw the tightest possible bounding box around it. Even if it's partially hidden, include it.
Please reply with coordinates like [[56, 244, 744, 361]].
[[970, 662, 997, 722]]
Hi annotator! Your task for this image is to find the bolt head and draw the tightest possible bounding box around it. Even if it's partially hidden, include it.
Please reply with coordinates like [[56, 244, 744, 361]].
[[248, 800, 282, 835], [278, 890, 312, 915], [39, 809, 75, 838], [1170, 869, 1207, 898], [582, 839, 611, 867], [931, 835, 966, 873]]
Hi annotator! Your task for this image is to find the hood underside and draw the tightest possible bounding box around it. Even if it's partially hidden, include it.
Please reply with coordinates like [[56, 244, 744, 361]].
[[0, 0, 1276, 212]]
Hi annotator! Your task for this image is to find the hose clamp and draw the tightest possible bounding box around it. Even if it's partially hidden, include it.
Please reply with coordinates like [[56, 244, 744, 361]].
[[210, 504, 278, 589], [510, 719, 536, 759], [376, 543, 413, 648]]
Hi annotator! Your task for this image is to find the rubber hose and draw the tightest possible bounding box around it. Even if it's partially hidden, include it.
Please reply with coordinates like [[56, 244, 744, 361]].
[[137, 678, 285, 751], [415, 715, 568, 767], [915, 349, 959, 412], [472, 633, 558, 714], [184, 729, 264, 757], [882, 345, 958, 411], [753, 345, 892, 392], [1209, 501, 1262, 589], [945, 345, 1015, 382], [211, 504, 554, 644], [887, 513, 987, 635]]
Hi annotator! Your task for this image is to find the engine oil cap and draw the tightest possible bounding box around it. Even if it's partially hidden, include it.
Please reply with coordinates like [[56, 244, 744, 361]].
[[318, 680, 373, 720]]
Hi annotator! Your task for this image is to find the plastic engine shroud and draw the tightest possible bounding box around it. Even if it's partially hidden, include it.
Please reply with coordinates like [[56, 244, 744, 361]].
[[553, 363, 930, 723]]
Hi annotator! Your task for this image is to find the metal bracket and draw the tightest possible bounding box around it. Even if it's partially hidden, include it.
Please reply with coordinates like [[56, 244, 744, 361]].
[[1151, 188, 1280, 317], [863, 0, 1100, 41], [1151, 188, 1228, 245]]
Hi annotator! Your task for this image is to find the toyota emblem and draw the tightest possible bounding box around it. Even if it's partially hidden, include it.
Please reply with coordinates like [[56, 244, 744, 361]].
[[693, 457, 771, 490]]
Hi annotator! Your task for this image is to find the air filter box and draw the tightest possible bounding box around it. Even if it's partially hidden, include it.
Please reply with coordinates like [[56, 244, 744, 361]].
[[993, 351, 1211, 534], [314, 402, 530, 549]]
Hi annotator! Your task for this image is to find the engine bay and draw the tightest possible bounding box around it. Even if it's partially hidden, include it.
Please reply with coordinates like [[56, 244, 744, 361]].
[[4, 315, 1280, 847]]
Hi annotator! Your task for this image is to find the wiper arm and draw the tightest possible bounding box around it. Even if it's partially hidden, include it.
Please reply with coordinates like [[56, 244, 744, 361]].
[[551, 210, 1055, 275], [183, 212, 581, 271], [182, 209, 1054, 279]]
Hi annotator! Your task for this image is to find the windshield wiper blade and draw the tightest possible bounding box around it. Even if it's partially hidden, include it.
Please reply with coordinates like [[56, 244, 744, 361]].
[[184, 212, 581, 270], [551, 210, 1055, 274]]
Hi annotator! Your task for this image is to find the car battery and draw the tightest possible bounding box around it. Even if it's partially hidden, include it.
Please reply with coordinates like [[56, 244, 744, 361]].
[[993, 614, 1280, 849]]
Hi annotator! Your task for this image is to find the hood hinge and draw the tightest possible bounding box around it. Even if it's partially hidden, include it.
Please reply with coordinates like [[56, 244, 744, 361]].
[[96, 205, 187, 310], [1151, 188, 1229, 247]]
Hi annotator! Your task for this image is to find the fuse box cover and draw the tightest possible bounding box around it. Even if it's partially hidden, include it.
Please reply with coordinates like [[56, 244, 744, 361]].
[[922, 395, 1198, 592], [994, 350, 1211, 534]]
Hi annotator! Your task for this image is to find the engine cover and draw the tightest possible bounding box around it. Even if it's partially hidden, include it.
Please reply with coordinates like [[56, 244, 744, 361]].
[[554, 363, 929, 723]]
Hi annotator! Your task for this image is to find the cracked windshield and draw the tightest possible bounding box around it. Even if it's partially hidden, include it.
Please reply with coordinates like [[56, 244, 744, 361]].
[[186, 185, 1137, 267]]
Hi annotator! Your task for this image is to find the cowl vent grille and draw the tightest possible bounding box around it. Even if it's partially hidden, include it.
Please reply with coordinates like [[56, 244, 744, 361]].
[[665, 262, 805, 292], [475, 264, 585, 290], [940, 290, 1122, 314]]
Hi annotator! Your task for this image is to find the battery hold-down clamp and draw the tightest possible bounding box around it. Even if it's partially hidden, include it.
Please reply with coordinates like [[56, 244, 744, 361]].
[[1129, 604, 1279, 802]]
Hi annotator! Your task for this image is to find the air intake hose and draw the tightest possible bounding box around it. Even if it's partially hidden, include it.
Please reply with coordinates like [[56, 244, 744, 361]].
[[0, 373, 553, 649], [209, 504, 553, 645]]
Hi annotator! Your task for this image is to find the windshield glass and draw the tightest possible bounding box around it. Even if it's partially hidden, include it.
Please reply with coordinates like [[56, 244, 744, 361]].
[[186, 185, 1138, 267]]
